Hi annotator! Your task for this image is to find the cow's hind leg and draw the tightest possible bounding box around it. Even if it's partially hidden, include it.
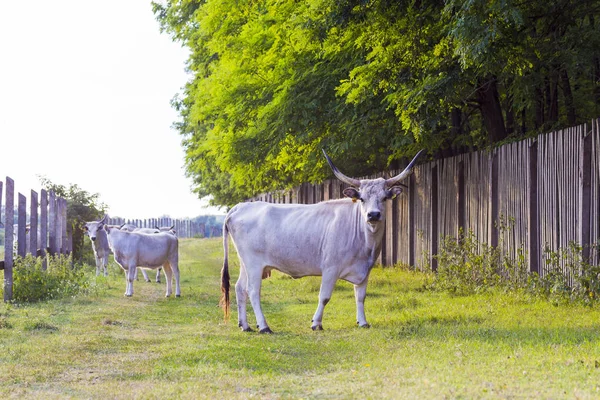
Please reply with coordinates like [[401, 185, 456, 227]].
[[235, 266, 253, 332], [162, 263, 173, 297], [155, 267, 162, 283], [246, 265, 272, 333], [169, 259, 181, 297], [311, 270, 337, 331], [138, 268, 151, 282], [125, 266, 135, 297], [354, 277, 370, 328]]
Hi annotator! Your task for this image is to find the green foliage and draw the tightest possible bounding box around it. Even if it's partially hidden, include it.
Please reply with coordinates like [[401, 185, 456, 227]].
[[39, 177, 106, 262], [155, 0, 600, 206], [427, 229, 600, 305], [430, 230, 504, 295], [9, 254, 93, 303]]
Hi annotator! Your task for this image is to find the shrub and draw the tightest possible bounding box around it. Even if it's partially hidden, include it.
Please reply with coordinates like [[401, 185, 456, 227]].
[[9, 254, 92, 303]]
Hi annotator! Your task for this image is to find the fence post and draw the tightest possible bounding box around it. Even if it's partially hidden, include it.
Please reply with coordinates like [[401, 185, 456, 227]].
[[431, 164, 438, 272], [408, 172, 416, 267], [489, 151, 499, 248], [30, 190, 38, 256], [457, 159, 466, 240], [579, 126, 592, 262], [528, 141, 539, 274], [4, 177, 14, 301], [49, 191, 57, 255], [17, 193, 27, 257], [40, 189, 48, 269], [60, 198, 68, 254]]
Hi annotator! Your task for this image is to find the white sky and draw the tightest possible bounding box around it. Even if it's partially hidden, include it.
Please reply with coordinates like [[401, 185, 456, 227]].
[[0, 0, 224, 220]]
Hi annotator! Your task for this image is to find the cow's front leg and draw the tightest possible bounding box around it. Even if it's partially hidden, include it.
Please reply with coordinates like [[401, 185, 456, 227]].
[[95, 256, 101, 276], [354, 277, 370, 328], [311, 272, 337, 331]]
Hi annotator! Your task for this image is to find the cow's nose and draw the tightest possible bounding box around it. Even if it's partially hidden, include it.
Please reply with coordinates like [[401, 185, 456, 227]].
[[91, 237, 96, 241], [367, 211, 381, 221]]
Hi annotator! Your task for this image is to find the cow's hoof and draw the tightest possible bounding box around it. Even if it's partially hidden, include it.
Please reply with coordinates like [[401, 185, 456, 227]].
[[312, 325, 324, 331], [358, 323, 371, 329], [176, 294, 181, 298], [259, 327, 274, 334], [125, 294, 132, 297], [156, 281, 161, 284], [242, 327, 254, 332]]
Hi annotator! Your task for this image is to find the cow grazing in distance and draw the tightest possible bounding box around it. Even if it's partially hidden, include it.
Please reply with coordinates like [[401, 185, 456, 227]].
[[118, 224, 164, 283], [156, 225, 176, 235], [83, 216, 111, 276], [103, 224, 180, 297], [221, 149, 424, 333]]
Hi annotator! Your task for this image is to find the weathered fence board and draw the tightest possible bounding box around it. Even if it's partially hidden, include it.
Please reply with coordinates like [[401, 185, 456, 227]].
[[1, 177, 70, 300]]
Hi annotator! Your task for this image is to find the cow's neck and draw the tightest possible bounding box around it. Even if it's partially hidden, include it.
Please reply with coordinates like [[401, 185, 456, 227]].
[[353, 206, 385, 267]]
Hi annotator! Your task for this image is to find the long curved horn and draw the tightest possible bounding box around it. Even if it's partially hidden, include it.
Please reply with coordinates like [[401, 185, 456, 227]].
[[385, 150, 425, 187], [322, 149, 360, 187]]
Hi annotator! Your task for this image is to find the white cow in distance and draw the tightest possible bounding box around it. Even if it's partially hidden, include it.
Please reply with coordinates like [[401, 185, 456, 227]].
[[83, 216, 112, 276], [221, 149, 423, 333], [119, 225, 164, 283], [103, 224, 180, 298]]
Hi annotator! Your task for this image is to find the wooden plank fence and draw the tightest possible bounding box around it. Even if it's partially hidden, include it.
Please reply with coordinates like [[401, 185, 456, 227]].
[[105, 217, 221, 238], [252, 119, 600, 279], [1, 176, 70, 301]]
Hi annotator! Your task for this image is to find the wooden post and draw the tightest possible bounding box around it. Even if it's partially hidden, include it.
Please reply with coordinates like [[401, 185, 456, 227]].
[[408, 172, 416, 267], [489, 151, 499, 248], [17, 193, 26, 257], [457, 159, 466, 241], [528, 141, 539, 274], [4, 177, 14, 301], [30, 190, 38, 256], [579, 127, 592, 262], [40, 189, 48, 269], [61, 198, 68, 254], [49, 191, 57, 255], [431, 164, 438, 272]]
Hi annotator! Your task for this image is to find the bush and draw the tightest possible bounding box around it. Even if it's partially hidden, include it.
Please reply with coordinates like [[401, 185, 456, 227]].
[[426, 228, 600, 305], [9, 254, 92, 303]]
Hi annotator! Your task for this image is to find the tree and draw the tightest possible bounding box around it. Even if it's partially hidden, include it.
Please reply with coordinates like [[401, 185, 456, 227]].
[[39, 177, 107, 262], [154, 0, 600, 207]]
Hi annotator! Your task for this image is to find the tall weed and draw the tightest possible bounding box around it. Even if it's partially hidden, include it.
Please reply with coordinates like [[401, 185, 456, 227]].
[[8, 254, 93, 303]]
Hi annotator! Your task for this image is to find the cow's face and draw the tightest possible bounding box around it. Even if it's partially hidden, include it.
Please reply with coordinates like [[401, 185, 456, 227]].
[[343, 178, 403, 225], [84, 222, 101, 241]]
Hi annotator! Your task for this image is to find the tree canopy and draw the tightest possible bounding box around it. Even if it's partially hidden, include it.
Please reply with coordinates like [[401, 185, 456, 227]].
[[154, 0, 600, 207]]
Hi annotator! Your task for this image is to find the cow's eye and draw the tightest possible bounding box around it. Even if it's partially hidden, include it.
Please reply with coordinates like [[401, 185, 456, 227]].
[[359, 197, 364, 203]]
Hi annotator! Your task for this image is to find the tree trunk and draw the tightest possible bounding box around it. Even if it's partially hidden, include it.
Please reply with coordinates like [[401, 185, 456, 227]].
[[535, 84, 544, 130], [560, 68, 576, 125], [476, 76, 507, 143], [546, 74, 559, 124]]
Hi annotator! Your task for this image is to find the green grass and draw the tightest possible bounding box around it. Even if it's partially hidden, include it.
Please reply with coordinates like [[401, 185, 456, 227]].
[[1, 238, 600, 399]]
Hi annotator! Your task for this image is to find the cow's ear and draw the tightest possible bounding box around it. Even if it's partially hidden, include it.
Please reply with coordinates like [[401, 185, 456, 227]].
[[343, 187, 360, 201], [387, 186, 404, 200]]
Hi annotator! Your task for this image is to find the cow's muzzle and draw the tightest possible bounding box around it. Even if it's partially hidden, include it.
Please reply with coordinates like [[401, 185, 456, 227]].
[[367, 211, 381, 222]]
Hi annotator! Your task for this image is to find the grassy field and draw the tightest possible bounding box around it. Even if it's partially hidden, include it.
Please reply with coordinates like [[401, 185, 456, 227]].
[[1, 238, 600, 399]]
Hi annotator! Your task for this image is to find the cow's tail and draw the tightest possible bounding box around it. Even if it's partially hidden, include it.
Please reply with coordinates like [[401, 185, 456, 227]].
[[220, 217, 231, 320]]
